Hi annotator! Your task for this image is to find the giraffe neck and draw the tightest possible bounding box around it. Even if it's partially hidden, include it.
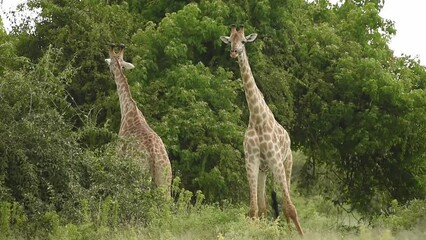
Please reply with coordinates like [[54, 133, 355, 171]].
[[112, 66, 139, 118], [238, 49, 273, 125]]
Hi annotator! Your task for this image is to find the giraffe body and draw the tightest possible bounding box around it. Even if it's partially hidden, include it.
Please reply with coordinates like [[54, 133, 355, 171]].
[[221, 26, 303, 236], [106, 44, 172, 190]]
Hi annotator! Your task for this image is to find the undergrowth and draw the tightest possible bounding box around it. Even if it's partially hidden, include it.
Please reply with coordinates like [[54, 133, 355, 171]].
[[1, 191, 425, 240], [0, 145, 424, 240]]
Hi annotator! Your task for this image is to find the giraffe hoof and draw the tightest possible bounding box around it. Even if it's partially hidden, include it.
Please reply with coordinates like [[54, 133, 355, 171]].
[[248, 209, 258, 219]]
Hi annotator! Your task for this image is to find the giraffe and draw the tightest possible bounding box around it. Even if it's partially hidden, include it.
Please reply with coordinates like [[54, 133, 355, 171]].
[[105, 44, 172, 191], [220, 25, 304, 236]]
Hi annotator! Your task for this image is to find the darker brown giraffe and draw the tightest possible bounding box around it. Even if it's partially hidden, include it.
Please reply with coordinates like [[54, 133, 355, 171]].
[[105, 44, 172, 191], [220, 25, 304, 236]]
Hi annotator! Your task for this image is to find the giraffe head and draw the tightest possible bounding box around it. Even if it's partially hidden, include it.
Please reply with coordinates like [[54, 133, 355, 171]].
[[220, 24, 257, 58], [105, 43, 135, 73]]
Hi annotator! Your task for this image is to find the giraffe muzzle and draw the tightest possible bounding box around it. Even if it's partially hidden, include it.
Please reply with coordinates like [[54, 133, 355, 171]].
[[230, 49, 239, 58]]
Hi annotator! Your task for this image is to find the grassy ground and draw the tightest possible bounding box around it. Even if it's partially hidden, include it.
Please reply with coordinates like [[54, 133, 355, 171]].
[[2, 152, 424, 240], [39, 195, 425, 240]]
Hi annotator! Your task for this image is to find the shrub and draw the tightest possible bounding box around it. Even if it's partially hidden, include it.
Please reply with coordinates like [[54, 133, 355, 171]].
[[0, 47, 81, 217], [375, 199, 426, 232]]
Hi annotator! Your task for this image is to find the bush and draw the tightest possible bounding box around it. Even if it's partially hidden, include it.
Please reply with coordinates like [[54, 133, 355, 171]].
[[0, 47, 81, 217], [67, 138, 164, 225], [375, 199, 426, 232]]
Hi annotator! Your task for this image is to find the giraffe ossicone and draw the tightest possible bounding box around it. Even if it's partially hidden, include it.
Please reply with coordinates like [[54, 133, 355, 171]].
[[105, 58, 135, 70], [220, 25, 304, 236], [106, 44, 172, 193]]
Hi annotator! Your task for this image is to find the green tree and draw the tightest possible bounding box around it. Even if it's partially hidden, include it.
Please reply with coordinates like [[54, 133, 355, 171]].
[[0, 47, 81, 216], [130, 3, 248, 202], [14, 0, 141, 137], [127, 0, 190, 22], [291, 0, 426, 215], [5, 0, 425, 216]]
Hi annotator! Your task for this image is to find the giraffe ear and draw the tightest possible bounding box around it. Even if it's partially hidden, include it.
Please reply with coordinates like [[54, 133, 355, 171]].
[[105, 58, 111, 67], [245, 33, 258, 43], [122, 61, 135, 70], [220, 36, 231, 44]]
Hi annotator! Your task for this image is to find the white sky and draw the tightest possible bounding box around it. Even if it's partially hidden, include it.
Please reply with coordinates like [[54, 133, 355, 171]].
[[380, 0, 426, 65], [1, 0, 29, 31], [1, 0, 425, 65], [329, 0, 426, 65]]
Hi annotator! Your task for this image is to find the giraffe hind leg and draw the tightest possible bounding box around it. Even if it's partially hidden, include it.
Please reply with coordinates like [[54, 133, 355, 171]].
[[274, 166, 304, 236], [284, 152, 293, 191], [283, 197, 304, 236]]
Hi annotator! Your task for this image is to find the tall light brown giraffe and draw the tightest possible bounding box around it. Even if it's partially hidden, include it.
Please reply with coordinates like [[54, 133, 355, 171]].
[[105, 44, 172, 191], [220, 25, 304, 236]]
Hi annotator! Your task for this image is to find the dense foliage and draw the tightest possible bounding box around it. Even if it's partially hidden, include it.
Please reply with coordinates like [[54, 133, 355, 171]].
[[0, 0, 425, 236]]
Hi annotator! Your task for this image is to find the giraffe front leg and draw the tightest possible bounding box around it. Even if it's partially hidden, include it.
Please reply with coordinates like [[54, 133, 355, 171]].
[[244, 129, 260, 219], [257, 170, 267, 218], [245, 156, 259, 218]]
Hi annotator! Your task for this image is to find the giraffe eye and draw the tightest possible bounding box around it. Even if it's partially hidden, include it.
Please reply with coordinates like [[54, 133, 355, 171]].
[[242, 40, 247, 44]]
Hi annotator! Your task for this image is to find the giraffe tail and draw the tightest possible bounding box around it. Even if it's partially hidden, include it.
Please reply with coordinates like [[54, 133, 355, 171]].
[[271, 190, 279, 219]]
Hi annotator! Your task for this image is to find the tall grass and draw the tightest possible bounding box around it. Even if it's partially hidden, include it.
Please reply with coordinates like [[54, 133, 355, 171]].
[[1, 147, 424, 240], [1, 192, 424, 240]]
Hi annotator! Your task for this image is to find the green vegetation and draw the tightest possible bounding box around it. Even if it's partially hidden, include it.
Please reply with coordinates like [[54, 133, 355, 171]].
[[1, 0, 425, 239]]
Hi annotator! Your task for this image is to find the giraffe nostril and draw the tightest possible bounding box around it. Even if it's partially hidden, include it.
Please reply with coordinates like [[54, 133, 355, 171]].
[[230, 50, 239, 58]]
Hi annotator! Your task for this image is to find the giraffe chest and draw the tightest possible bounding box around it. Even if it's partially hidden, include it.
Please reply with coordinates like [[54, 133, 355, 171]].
[[254, 122, 279, 146], [245, 121, 289, 170]]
